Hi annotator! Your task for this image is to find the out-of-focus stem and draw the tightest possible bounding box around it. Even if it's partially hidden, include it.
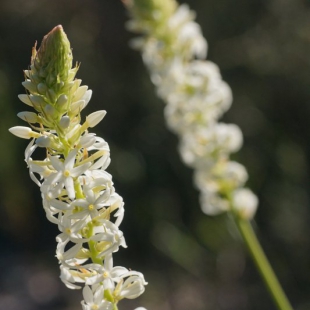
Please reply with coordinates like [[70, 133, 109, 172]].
[[233, 215, 293, 310]]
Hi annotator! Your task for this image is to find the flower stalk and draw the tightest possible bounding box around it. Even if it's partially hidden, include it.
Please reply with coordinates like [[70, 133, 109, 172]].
[[233, 216, 293, 310], [124, 0, 293, 309], [10, 25, 146, 310]]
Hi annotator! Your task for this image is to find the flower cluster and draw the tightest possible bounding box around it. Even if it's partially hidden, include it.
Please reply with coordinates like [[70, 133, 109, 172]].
[[10, 25, 146, 310], [125, 0, 258, 219]]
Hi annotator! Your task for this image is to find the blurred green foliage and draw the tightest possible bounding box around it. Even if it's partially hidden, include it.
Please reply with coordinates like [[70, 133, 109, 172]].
[[0, 0, 310, 309]]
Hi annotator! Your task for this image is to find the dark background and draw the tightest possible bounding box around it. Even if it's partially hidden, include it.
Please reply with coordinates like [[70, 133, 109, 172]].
[[0, 0, 310, 309]]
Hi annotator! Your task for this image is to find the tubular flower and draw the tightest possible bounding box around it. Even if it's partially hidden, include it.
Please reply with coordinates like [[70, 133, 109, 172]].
[[125, 0, 258, 219], [9, 25, 146, 309]]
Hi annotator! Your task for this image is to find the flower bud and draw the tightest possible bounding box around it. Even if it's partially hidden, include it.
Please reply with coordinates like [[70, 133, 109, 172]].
[[73, 86, 88, 101], [36, 136, 51, 147], [44, 104, 56, 117], [59, 116, 70, 129], [56, 94, 68, 107], [22, 80, 38, 93], [35, 25, 75, 87], [18, 94, 33, 107], [30, 95, 46, 107], [17, 111, 38, 123], [37, 83, 47, 94], [86, 110, 107, 128], [70, 100, 85, 115], [9, 126, 39, 139], [47, 89, 57, 103], [232, 188, 258, 220]]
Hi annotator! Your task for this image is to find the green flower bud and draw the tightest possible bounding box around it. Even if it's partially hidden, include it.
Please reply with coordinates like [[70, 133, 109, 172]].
[[57, 94, 68, 107], [37, 82, 47, 94], [34, 25, 75, 87], [22, 25, 82, 127]]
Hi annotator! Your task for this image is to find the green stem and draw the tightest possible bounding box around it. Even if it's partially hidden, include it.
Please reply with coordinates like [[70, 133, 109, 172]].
[[87, 223, 103, 265], [233, 215, 293, 310], [104, 289, 118, 310]]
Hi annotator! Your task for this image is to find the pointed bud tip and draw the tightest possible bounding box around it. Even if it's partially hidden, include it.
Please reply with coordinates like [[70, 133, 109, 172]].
[[47, 25, 65, 38], [53, 25, 63, 31], [46, 25, 68, 46]]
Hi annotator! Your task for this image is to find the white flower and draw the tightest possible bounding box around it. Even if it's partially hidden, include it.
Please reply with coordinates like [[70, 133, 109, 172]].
[[178, 21, 207, 59], [43, 149, 91, 200], [60, 264, 87, 289], [47, 197, 72, 211], [28, 159, 53, 187], [94, 220, 127, 257], [194, 160, 248, 193], [81, 285, 113, 310], [59, 254, 137, 291], [24, 138, 37, 163], [57, 212, 87, 243], [82, 255, 115, 286], [109, 194, 125, 227], [56, 235, 84, 264], [179, 123, 243, 168], [168, 4, 195, 29], [69, 179, 113, 224], [79, 169, 113, 186], [166, 3, 208, 60], [161, 61, 233, 133], [41, 194, 73, 225], [199, 188, 230, 215], [87, 137, 111, 170], [42, 195, 62, 224], [112, 272, 147, 301], [77, 255, 147, 301]]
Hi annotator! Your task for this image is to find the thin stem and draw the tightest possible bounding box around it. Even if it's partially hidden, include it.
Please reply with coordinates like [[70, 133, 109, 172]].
[[233, 215, 293, 310], [104, 289, 118, 310], [86, 223, 103, 265]]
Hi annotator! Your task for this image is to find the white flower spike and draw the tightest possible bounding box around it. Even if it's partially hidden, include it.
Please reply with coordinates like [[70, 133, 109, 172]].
[[9, 25, 146, 310], [124, 2, 295, 310], [126, 0, 258, 219]]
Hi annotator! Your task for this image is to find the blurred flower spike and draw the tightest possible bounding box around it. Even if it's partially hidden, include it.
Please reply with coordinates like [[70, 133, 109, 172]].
[[9, 25, 146, 310], [125, 0, 258, 219], [123, 2, 294, 310]]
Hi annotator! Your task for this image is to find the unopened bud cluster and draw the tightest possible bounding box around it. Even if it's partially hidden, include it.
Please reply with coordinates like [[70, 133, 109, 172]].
[[126, 0, 258, 219], [10, 25, 146, 310]]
